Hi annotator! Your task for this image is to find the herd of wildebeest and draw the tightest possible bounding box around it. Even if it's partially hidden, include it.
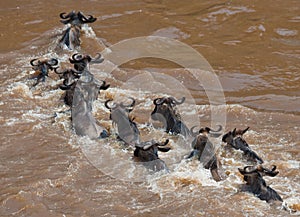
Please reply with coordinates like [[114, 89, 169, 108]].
[[27, 11, 286, 205]]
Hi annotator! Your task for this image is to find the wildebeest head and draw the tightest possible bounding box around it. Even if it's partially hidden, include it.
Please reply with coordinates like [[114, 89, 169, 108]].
[[69, 53, 104, 72], [60, 11, 97, 26], [222, 127, 264, 164], [151, 96, 190, 136], [105, 97, 140, 145], [134, 139, 170, 171], [238, 165, 283, 202], [59, 12, 97, 50], [30, 58, 58, 86], [222, 127, 249, 145], [188, 125, 224, 181]]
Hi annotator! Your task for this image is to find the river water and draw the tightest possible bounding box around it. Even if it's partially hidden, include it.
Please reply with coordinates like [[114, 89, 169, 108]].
[[0, 0, 299, 216]]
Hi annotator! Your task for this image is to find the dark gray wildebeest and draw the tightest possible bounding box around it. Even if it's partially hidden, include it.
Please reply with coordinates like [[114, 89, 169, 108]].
[[222, 127, 264, 164], [71, 71, 108, 139], [186, 126, 225, 181], [105, 98, 140, 146], [29, 58, 58, 87], [151, 96, 190, 137], [59, 11, 97, 50], [238, 165, 283, 203], [55, 53, 108, 106], [134, 139, 171, 172]]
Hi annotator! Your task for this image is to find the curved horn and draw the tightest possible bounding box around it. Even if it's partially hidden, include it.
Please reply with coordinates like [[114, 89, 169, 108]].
[[209, 125, 223, 133], [59, 79, 74, 90], [91, 53, 104, 64], [105, 99, 116, 110], [239, 165, 258, 175], [78, 12, 97, 23], [261, 165, 279, 177], [159, 139, 169, 147], [60, 12, 71, 19], [69, 53, 84, 63], [54, 67, 65, 74], [170, 96, 185, 105], [121, 97, 135, 108], [30, 59, 39, 66], [153, 97, 166, 105], [190, 126, 199, 137], [99, 80, 110, 90], [47, 58, 58, 66]]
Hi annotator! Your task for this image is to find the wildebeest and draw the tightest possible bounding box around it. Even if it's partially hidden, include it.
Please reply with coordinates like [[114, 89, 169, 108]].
[[222, 127, 264, 164], [55, 53, 108, 107], [238, 165, 283, 203], [29, 58, 58, 86], [59, 11, 97, 50], [134, 139, 171, 172], [187, 126, 225, 181], [105, 98, 140, 146], [71, 73, 108, 139], [151, 96, 190, 137]]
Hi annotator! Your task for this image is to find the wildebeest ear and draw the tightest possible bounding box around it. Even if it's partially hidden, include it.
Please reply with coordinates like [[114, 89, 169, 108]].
[[242, 127, 250, 135], [158, 147, 171, 152]]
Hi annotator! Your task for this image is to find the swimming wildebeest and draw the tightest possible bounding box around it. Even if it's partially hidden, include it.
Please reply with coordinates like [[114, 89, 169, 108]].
[[151, 96, 190, 137], [71, 73, 108, 139], [134, 139, 171, 172], [105, 97, 140, 146], [29, 58, 58, 86], [187, 126, 225, 181], [238, 165, 283, 203], [55, 53, 108, 106], [222, 127, 264, 164], [59, 11, 97, 50]]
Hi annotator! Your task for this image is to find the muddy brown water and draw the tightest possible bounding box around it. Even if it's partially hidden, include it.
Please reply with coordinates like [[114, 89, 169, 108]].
[[0, 0, 299, 216]]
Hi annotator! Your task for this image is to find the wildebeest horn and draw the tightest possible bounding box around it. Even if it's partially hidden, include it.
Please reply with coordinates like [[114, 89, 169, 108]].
[[153, 97, 166, 105], [99, 80, 110, 90], [60, 12, 73, 19], [209, 125, 222, 133], [59, 79, 74, 90], [238, 165, 258, 175], [232, 128, 237, 137], [69, 53, 83, 63], [259, 165, 279, 177], [138, 139, 170, 151], [137, 140, 157, 150], [170, 96, 185, 105], [242, 127, 250, 135], [47, 58, 58, 66], [198, 126, 222, 137], [90, 53, 104, 64], [78, 12, 97, 23], [190, 126, 199, 137], [121, 97, 135, 108], [30, 59, 40, 66], [59, 12, 74, 24], [54, 67, 64, 74], [105, 99, 116, 110]]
